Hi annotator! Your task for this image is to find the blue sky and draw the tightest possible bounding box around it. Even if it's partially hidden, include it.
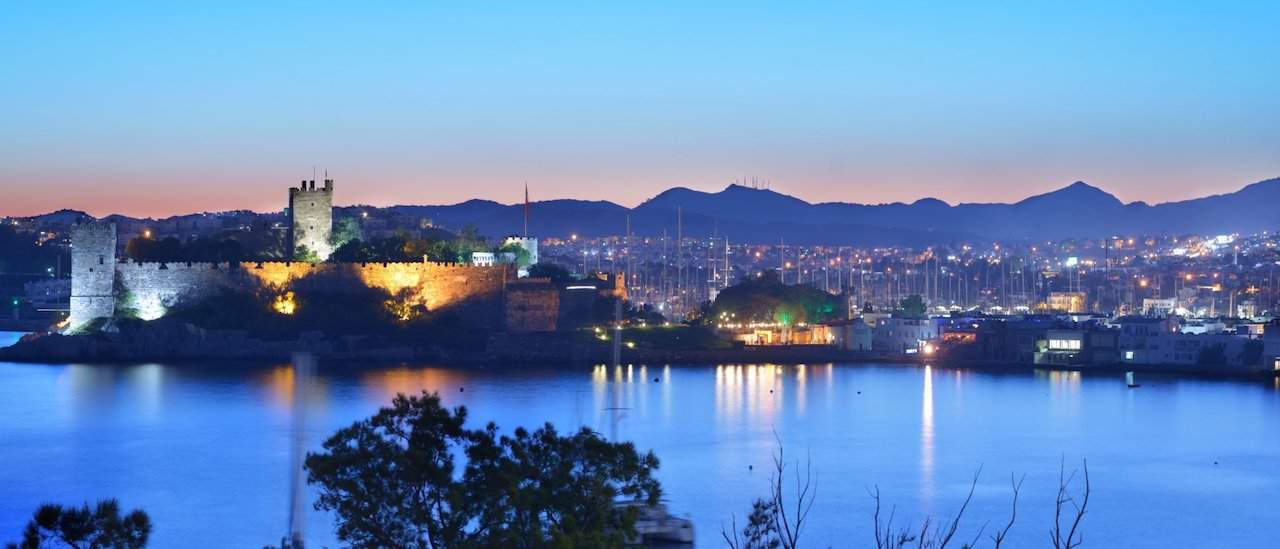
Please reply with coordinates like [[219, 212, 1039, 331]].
[[2, 0, 1277, 216]]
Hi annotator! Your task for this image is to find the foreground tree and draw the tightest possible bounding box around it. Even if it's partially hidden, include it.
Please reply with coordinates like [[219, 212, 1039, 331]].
[[305, 391, 662, 548], [726, 444, 1091, 549], [6, 499, 151, 549], [723, 442, 815, 549]]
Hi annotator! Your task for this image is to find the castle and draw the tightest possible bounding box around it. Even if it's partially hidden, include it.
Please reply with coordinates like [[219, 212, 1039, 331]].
[[289, 178, 334, 260], [67, 179, 514, 331]]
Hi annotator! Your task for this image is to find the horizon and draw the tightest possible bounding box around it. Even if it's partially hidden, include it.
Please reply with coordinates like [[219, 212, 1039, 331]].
[[3, 1, 1279, 217], [9, 176, 1279, 221]]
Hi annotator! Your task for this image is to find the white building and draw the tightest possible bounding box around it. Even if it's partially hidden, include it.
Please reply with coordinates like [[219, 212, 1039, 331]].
[[502, 236, 539, 277], [470, 251, 495, 267], [828, 319, 873, 351], [872, 316, 942, 354]]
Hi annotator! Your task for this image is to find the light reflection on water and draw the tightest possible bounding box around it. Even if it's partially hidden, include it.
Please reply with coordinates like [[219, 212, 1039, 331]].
[[1, 360, 1278, 548]]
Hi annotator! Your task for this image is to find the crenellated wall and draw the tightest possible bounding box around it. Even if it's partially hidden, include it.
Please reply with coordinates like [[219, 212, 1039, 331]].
[[115, 261, 239, 321], [68, 205, 515, 330], [104, 259, 513, 326]]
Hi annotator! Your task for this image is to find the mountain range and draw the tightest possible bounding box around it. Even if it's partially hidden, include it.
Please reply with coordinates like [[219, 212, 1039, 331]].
[[25, 177, 1280, 247], [388, 177, 1280, 246]]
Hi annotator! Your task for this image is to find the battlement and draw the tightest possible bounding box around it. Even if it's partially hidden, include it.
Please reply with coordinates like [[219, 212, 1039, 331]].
[[290, 178, 334, 194]]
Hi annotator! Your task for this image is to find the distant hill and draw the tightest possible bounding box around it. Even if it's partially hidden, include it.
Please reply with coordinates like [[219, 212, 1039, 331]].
[[24, 177, 1280, 246], [400, 177, 1280, 245]]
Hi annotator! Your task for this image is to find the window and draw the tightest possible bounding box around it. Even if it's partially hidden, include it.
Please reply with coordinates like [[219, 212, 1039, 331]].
[[1048, 339, 1081, 350]]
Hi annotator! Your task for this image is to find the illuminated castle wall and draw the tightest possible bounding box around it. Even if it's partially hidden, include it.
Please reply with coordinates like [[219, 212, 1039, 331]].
[[67, 180, 513, 331], [289, 178, 334, 260]]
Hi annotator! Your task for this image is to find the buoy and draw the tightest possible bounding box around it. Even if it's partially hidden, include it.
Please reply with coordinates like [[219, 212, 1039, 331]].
[[459, 387, 465, 392], [654, 377, 660, 382], [1125, 371, 1139, 388]]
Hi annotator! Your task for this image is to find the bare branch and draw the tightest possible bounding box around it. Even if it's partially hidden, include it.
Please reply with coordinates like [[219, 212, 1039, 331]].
[[991, 473, 1024, 548], [1051, 458, 1091, 549]]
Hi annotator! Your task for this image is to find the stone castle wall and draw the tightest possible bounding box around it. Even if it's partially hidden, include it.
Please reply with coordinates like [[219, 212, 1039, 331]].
[[68, 180, 515, 330], [69, 222, 118, 330], [289, 179, 334, 260], [115, 262, 239, 321], [92, 259, 514, 327]]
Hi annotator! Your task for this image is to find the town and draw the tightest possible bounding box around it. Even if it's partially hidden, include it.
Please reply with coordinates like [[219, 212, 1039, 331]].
[[3, 179, 1278, 374]]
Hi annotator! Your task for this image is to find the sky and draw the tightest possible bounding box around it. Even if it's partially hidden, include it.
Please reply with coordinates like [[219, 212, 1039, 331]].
[[2, 0, 1278, 218]]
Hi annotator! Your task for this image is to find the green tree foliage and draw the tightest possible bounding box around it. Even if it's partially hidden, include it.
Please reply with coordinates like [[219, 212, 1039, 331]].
[[711, 271, 843, 326], [496, 241, 531, 267], [898, 294, 926, 317], [329, 217, 363, 251], [452, 224, 489, 261], [293, 245, 320, 263], [6, 499, 151, 549], [330, 233, 482, 264], [305, 391, 662, 549]]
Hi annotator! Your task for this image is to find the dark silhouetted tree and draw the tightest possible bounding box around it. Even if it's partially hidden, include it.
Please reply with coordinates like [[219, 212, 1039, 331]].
[[305, 391, 662, 548], [6, 499, 151, 549]]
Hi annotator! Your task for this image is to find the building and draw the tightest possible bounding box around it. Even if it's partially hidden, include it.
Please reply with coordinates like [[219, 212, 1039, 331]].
[[67, 180, 516, 332], [1142, 297, 1177, 316], [470, 252, 495, 267], [288, 178, 334, 261], [1033, 328, 1118, 366], [872, 316, 942, 353], [1264, 321, 1280, 371], [827, 319, 872, 351], [1046, 292, 1087, 313], [502, 236, 539, 277]]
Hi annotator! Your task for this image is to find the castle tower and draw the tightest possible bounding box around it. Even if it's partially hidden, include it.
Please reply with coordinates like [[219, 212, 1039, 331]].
[[68, 221, 117, 331], [288, 178, 334, 261]]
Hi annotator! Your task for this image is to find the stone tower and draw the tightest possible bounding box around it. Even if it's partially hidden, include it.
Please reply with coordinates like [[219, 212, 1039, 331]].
[[69, 221, 117, 331], [288, 178, 334, 261]]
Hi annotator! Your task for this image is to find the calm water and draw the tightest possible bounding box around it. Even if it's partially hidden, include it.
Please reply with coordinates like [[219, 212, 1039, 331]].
[[2, 337, 1279, 547]]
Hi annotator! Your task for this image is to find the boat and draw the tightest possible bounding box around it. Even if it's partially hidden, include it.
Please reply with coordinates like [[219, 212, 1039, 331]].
[[616, 500, 695, 545]]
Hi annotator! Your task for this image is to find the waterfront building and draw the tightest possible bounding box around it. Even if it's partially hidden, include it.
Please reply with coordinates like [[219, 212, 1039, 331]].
[[872, 316, 943, 354], [1047, 291, 1088, 313]]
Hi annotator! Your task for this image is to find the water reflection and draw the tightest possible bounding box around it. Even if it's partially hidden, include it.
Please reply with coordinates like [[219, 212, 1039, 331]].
[[921, 365, 935, 503], [3, 361, 1279, 548], [359, 367, 464, 403], [129, 364, 165, 421], [56, 364, 171, 422], [714, 364, 784, 428]]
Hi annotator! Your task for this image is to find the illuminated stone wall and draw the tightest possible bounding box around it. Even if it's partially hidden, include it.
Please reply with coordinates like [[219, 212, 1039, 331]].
[[107, 260, 512, 326], [288, 179, 334, 260], [115, 262, 237, 321], [69, 222, 118, 330]]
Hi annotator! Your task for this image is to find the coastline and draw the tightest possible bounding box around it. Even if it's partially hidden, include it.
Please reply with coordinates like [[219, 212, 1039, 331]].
[[2, 326, 1274, 381]]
